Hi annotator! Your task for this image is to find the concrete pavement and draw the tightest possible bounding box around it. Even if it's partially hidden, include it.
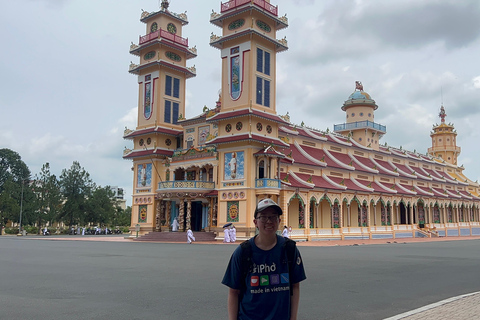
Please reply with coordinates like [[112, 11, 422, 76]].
[[9, 234, 480, 319]]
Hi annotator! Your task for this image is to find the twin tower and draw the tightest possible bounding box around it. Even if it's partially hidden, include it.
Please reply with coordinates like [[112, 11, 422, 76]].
[[124, 0, 290, 234]]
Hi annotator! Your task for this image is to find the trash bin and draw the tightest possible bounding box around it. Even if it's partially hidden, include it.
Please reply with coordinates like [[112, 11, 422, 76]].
[[22, 230, 26, 236]]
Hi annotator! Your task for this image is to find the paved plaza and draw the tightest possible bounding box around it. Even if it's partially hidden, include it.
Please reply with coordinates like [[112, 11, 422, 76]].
[[1, 235, 480, 319]]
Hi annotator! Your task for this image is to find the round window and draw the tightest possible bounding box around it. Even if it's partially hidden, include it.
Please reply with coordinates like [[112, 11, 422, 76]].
[[139, 139, 144, 146], [167, 23, 177, 34], [351, 113, 355, 117], [151, 22, 158, 33], [225, 124, 232, 133], [266, 125, 272, 134], [147, 137, 151, 145], [165, 139, 172, 146], [256, 123, 263, 131], [236, 122, 243, 131]]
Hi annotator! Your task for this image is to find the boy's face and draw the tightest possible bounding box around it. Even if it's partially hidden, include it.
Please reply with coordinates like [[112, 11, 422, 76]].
[[254, 208, 281, 235]]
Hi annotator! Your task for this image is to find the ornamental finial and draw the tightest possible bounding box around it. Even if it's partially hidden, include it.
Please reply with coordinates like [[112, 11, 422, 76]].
[[161, 0, 169, 11], [355, 81, 363, 91], [439, 105, 447, 123]]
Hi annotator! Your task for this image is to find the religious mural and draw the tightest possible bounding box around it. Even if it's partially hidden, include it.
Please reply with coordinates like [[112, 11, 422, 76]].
[[137, 163, 152, 187], [138, 205, 147, 223], [231, 55, 241, 99], [198, 125, 210, 145], [144, 81, 152, 119], [227, 201, 239, 222], [224, 151, 244, 180]]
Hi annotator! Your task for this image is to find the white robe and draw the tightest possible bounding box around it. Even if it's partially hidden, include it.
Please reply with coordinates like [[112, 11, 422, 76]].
[[187, 229, 195, 243], [230, 228, 236, 242], [172, 219, 179, 232], [282, 228, 289, 238], [223, 228, 230, 243]]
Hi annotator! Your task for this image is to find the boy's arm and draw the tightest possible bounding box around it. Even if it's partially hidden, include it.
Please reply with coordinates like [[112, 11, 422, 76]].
[[290, 282, 300, 320], [228, 288, 240, 320]]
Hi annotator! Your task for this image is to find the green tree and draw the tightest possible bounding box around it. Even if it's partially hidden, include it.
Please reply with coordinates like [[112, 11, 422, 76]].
[[33, 163, 62, 233], [0, 149, 31, 230], [85, 186, 116, 227], [113, 206, 131, 227], [58, 161, 93, 227]]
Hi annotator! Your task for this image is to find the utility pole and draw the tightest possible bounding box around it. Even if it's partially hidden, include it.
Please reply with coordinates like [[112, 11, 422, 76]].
[[18, 181, 24, 235]]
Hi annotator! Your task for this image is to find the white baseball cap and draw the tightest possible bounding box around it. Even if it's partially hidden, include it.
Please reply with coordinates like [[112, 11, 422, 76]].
[[255, 198, 283, 217]]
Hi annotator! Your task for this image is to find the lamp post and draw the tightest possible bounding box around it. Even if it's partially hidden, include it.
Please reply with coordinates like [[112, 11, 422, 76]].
[[18, 181, 24, 236]]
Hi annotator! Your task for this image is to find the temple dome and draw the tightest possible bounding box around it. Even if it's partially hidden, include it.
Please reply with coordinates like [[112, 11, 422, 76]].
[[348, 90, 372, 100]]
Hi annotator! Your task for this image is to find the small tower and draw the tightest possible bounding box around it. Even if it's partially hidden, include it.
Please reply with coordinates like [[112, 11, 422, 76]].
[[334, 81, 386, 150], [427, 106, 461, 165], [124, 1, 197, 233]]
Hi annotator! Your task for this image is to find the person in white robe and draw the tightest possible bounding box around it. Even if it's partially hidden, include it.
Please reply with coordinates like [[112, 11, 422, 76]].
[[230, 226, 236, 242], [282, 226, 289, 238], [43, 227, 48, 236], [82, 227, 85, 235], [172, 217, 179, 232], [187, 228, 195, 244], [223, 227, 230, 243]]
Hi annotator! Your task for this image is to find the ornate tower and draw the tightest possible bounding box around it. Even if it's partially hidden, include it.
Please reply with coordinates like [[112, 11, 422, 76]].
[[334, 81, 386, 150], [428, 106, 461, 165], [207, 1, 289, 230], [123, 1, 197, 233]]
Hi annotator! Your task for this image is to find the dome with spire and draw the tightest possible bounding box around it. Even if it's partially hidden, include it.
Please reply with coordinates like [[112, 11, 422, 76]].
[[342, 81, 378, 111]]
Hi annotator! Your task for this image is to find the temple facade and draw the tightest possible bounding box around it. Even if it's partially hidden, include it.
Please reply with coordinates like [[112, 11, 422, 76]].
[[123, 0, 480, 241]]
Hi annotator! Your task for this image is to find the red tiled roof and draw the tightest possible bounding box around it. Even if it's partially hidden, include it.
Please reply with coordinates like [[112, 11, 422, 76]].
[[371, 158, 398, 176], [352, 156, 379, 172], [430, 188, 447, 198], [293, 173, 345, 191], [281, 144, 319, 166], [415, 185, 434, 197], [328, 177, 366, 193], [392, 163, 416, 178]]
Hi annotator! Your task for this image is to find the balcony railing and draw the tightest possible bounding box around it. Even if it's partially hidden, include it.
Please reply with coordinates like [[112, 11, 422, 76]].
[[158, 181, 215, 190], [221, 0, 278, 16], [255, 178, 281, 188], [334, 120, 386, 133], [139, 29, 188, 47]]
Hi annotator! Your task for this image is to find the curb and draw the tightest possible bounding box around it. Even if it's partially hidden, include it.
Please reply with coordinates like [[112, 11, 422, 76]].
[[384, 291, 480, 320]]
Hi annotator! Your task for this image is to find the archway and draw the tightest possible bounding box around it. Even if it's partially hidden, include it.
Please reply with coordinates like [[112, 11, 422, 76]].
[[399, 202, 407, 224]]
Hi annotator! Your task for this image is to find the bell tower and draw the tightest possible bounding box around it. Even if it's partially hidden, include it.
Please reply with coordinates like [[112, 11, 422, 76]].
[[206, 1, 290, 231], [124, 1, 197, 233], [428, 106, 461, 165], [334, 81, 386, 150]]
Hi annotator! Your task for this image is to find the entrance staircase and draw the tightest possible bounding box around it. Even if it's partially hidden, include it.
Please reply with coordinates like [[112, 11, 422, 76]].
[[133, 231, 217, 242]]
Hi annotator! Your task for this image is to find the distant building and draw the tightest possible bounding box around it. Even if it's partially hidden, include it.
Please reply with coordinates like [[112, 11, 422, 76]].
[[110, 186, 126, 210], [123, 0, 480, 240]]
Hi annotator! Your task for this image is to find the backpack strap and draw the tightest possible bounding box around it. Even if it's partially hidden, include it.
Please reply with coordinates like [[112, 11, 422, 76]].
[[282, 238, 297, 296], [239, 239, 252, 294]]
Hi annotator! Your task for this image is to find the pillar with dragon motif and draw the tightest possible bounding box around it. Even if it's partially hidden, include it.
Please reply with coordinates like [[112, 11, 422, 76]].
[[186, 199, 192, 230]]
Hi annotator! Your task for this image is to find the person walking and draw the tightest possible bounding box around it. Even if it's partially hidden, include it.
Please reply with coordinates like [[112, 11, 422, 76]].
[[222, 198, 306, 320], [187, 228, 195, 244], [282, 225, 289, 238]]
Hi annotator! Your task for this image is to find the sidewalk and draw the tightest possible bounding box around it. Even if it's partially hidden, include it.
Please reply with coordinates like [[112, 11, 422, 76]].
[[385, 292, 480, 320]]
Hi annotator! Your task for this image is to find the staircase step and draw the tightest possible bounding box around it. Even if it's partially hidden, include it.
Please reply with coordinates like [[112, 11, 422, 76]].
[[133, 231, 216, 242]]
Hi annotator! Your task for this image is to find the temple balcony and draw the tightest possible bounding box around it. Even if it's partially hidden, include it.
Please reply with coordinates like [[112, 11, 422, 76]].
[[139, 29, 188, 47], [158, 180, 215, 192], [334, 120, 386, 134], [255, 178, 281, 189], [220, 0, 278, 16]]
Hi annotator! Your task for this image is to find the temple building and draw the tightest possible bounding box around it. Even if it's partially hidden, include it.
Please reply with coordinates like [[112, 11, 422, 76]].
[[123, 0, 480, 241]]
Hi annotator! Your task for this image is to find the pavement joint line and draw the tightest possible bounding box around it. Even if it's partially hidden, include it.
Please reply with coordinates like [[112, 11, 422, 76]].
[[383, 291, 480, 320]]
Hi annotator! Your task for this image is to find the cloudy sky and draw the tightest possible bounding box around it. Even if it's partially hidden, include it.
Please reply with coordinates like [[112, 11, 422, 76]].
[[1, 0, 479, 206]]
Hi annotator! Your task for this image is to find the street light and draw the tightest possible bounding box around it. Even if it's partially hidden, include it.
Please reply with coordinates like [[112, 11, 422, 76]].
[[18, 181, 24, 236]]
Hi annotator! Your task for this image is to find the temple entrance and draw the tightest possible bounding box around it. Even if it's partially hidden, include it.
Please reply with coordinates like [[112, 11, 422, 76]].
[[191, 201, 203, 231], [399, 203, 407, 224]]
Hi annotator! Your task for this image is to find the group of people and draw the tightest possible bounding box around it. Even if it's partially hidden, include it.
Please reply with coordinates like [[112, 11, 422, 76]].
[[223, 225, 236, 243]]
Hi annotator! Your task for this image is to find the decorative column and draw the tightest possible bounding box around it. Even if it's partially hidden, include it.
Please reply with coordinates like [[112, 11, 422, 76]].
[[186, 199, 192, 230], [178, 199, 185, 231], [338, 202, 343, 228], [396, 204, 400, 225], [155, 201, 161, 232], [347, 204, 351, 228], [160, 201, 166, 227], [166, 201, 171, 229], [207, 199, 212, 228], [213, 198, 218, 227]]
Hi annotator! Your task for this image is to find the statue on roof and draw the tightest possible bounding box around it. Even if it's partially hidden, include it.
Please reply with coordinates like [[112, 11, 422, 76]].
[[160, 0, 169, 11], [355, 81, 363, 91], [439, 106, 447, 123]]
